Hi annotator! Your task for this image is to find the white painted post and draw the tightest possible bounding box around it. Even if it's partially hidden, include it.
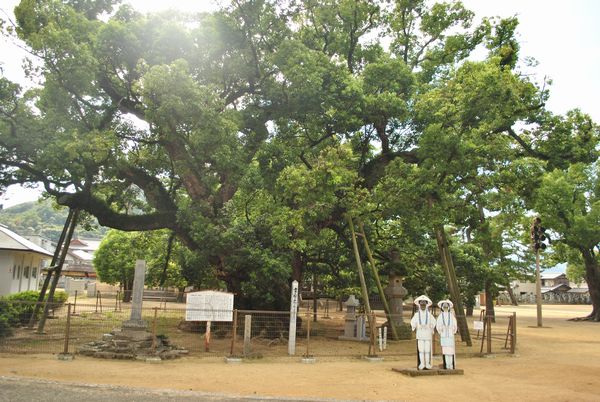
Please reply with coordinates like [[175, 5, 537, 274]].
[[378, 327, 383, 351], [243, 315, 252, 356], [288, 280, 299, 355], [383, 326, 388, 350], [205, 320, 211, 352]]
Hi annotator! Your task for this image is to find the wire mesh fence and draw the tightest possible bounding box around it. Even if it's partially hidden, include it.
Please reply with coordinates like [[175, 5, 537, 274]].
[[0, 300, 517, 359]]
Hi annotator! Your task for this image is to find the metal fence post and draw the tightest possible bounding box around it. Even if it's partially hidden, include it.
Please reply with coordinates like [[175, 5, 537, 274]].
[[73, 291, 78, 315], [63, 303, 72, 355]]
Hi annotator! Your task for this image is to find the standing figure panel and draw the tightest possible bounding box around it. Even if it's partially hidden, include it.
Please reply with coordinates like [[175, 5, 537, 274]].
[[436, 299, 458, 369], [410, 295, 436, 370]]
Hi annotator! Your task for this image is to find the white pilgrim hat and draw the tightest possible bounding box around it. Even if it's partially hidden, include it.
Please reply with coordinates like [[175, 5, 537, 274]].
[[413, 295, 432, 306], [437, 299, 454, 309]]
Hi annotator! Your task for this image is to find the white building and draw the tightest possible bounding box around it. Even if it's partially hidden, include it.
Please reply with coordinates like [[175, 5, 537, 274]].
[[0, 225, 53, 296]]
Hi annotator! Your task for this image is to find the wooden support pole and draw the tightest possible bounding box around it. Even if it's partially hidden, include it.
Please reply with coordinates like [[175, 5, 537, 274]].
[[305, 310, 311, 357], [346, 215, 376, 357], [357, 221, 399, 341], [151, 307, 158, 350], [486, 316, 492, 354], [511, 312, 517, 354], [230, 309, 238, 356], [29, 209, 75, 328], [37, 209, 80, 334]]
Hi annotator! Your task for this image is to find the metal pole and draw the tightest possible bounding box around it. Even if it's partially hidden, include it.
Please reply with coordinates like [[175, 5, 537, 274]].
[[535, 249, 543, 327], [63, 303, 72, 355], [73, 290, 77, 315]]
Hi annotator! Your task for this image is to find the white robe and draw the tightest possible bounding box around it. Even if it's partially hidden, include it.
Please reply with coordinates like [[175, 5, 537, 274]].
[[411, 309, 436, 340], [435, 311, 457, 354]]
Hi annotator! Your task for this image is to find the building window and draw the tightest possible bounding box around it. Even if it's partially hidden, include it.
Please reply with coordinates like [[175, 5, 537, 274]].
[[12, 265, 16, 279], [32, 268, 37, 278], [24, 266, 30, 279], [17, 266, 21, 278]]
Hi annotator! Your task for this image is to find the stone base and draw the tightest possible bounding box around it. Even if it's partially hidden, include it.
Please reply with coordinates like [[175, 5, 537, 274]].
[[78, 326, 188, 361], [338, 336, 370, 342], [363, 355, 384, 362], [301, 356, 316, 364], [122, 320, 148, 330], [57, 353, 74, 361], [225, 357, 243, 364], [392, 367, 464, 376]]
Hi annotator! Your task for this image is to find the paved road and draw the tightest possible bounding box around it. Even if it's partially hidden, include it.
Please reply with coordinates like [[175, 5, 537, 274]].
[[0, 376, 356, 402]]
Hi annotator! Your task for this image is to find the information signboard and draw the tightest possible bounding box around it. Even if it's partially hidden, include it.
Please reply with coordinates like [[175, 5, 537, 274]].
[[185, 291, 234, 322]]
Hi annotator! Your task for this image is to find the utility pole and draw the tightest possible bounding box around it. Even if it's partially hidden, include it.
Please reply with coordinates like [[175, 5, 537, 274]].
[[530, 217, 548, 328]]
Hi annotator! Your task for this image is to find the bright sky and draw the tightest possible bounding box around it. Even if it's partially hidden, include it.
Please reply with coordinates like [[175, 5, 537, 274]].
[[0, 0, 599, 208]]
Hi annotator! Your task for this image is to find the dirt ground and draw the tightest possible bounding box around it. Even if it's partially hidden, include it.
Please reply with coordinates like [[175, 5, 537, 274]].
[[1, 304, 599, 401]]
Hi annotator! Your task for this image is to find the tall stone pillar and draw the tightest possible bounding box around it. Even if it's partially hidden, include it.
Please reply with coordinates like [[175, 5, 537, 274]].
[[123, 259, 147, 329]]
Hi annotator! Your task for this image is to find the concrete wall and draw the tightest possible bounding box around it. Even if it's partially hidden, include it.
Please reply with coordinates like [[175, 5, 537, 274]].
[[0, 252, 14, 296], [0, 251, 46, 297]]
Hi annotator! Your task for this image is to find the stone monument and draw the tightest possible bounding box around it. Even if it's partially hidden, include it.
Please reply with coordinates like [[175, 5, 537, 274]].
[[123, 260, 148, 330], [338, 295, 369, 341], [78, 259, 187, 360], [384, 274, 408, 326]]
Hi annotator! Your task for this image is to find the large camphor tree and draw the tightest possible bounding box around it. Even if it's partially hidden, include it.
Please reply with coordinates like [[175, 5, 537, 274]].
[[1, 0, 598, 320]]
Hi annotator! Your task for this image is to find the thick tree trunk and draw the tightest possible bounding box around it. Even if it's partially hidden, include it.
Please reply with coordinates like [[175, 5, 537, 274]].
[[580, 248, 600, 321], [484, 279, 496, 322], [292, 251, 304, 284], [466, 305, 474, 317], [506, 280, 519, 306]]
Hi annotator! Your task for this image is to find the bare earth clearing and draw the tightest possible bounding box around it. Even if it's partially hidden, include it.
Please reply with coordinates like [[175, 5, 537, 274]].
[[1, 304, 599, 401]]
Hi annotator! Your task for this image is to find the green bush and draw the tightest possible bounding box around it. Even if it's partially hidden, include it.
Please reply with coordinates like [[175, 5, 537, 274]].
[[0, 290, 69, 337]]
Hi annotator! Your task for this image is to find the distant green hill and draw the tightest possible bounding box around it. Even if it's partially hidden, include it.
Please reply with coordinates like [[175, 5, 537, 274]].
[[0, 199, 107, 242]]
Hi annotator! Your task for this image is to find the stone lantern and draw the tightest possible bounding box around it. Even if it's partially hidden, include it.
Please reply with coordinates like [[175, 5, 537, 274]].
[[384, 274, 408, 326]]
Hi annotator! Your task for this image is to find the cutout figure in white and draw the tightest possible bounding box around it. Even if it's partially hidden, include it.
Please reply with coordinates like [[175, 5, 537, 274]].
[[410, 295, 436, 370], [436, 299, 458, 370]]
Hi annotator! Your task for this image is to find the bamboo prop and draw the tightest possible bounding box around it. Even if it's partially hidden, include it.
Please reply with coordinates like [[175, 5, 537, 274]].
[[357, 221, 400, 341], [29, 209, 75, 328], [346, 215, 377, 356], [38, 209, 80, 333]]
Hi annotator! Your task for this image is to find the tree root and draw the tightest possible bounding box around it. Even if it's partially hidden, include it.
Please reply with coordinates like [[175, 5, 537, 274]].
[[568, 313, 600, 322]]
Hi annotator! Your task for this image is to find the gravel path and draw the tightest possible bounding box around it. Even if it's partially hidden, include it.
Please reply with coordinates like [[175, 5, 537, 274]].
[[0, 376, 357, 402]]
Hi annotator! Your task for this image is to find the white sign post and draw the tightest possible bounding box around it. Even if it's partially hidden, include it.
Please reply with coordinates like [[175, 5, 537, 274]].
[[186, 291, 234, 352], [288, 280, 299, 356]]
